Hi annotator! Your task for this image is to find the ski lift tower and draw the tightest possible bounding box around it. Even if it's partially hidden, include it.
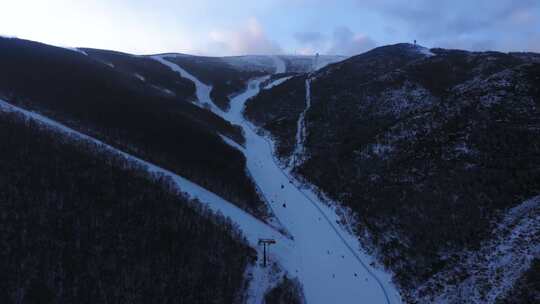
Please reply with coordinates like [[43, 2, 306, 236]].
[[258, 238, 276, 267]]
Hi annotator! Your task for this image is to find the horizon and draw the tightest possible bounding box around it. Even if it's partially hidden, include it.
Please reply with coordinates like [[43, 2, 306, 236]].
[[4, 36, 538, 59], [2, 1, 539, 56]]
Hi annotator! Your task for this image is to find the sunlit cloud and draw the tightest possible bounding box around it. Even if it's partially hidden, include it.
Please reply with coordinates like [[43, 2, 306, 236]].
[[205, 18, 283, 56]]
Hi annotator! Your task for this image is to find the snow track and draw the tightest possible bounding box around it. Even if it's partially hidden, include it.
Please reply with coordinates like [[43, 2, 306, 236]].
[[289, 78, 312, 168], [414, 195, 540, 303], [264, 76, 293, 90], [151, 55, 225, 115], [224, 78, 400, 304], [272, 55, 286, 74]]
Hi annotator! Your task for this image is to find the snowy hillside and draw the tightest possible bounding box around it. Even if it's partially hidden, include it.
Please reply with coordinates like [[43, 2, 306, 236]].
[[153, 55, 402, 304], [1, 37, 538, 304], [413, 196, 540, 303], [244, 43, 540, 303]]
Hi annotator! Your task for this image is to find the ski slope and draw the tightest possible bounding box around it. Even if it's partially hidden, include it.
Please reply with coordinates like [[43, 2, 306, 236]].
[[289, 78, 312, 168], [155, 56, 402, 303], [272, 55, 286, 74], [264, 75, 293, 90], [151, 55, 225, 115]]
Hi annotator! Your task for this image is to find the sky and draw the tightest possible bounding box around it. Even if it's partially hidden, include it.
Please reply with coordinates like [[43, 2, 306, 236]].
[[1, 0, 539, 56]]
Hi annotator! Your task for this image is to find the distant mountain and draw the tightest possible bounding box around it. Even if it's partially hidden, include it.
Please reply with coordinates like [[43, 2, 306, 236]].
[[154, 53, 343, 110], [278, 55, 347, 73], [245, 43, 540, 303]]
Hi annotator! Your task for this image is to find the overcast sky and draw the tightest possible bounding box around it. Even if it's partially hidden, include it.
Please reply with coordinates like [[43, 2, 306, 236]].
[[2, 0, 539, 56]]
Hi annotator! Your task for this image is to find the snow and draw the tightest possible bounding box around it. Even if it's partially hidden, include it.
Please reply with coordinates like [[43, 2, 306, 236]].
[[272, 56, 287, 74], [264, 76, 293, 90], [223, 55, 277, 73], [280, 55, 347, 72], [288, 78, 312, 168], [153, 53, 401, 302], [371, 143, 394, 158], [147, 54, 403, 302], [2, 50, 402, 302], [150, 85, 175, 97], [413, 195, 540, 303], [378, 81, 433, 116], [453, 142, 476, 156], [101, 61, 114, 68], [151, 55, 224, 115], [158, 55, 402, 303], [416, 46, 435, 57], [219, 134, 245, 152], [134, 73, 146, 82], [218, 76, 402, 303], [223, 55, 282, 74], [64, 47, 88, 56]]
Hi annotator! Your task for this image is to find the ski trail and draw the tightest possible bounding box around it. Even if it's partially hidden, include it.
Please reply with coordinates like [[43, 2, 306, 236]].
[[219, 134, 245, 152], [289, 78, 311, 168], [151, 54, 402, 303], [264, 76, 293, 90], [414, 195, 540, 303], [151, 55, 225, 115], [0, 99, 292, 254], [65, 47, 88, 56], [223, 78, 400, 304]]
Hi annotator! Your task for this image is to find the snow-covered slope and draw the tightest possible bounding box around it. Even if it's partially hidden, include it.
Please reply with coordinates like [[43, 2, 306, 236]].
[[413, 196, 540, 303], [279, 55, 347, 73], [0, 70, 401, 303], [264, 75, 293, 89], [220, 54, 340, 74], [288, 78, 312, 168], [272, 55, 287, 74], [241, 43, 540, 303], [151, 55, 223, 114], [225, 81, 399, 303], [4, 38, 538, 303], [154, 56, 402, 303], [226, 78, 402, 304], [223, 55, 277, 73]]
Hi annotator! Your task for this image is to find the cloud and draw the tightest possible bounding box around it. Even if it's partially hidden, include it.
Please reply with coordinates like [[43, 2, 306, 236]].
[[529, 35, 540, 52], [294, 31, 324, 44], [293, 27, 376, 55], [358, 0, 540, 51], [205, 18, 282, 55], [327, 27, 377, 55], [3, 0, 540, 55]]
